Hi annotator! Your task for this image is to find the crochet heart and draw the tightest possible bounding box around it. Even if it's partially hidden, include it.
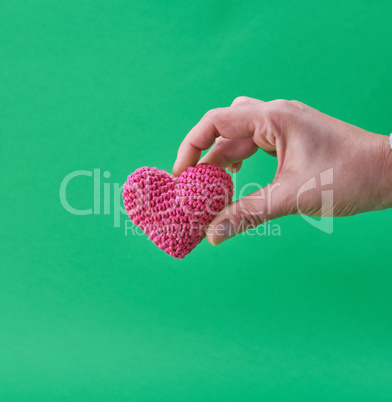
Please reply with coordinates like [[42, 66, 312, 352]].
[[122, 163, 234, 259]]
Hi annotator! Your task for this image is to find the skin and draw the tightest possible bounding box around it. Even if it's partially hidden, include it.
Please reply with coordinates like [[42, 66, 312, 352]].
[[172, 97, 392, 246]]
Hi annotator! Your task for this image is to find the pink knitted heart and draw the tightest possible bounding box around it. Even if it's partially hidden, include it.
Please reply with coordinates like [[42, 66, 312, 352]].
[[122, 163, 234, 259]]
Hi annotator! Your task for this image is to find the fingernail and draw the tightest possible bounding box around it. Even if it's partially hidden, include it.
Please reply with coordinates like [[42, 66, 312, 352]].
[[209, 220, 235, 246]]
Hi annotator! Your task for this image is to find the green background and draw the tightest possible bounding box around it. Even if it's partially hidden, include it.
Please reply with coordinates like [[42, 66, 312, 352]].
[[1, 0, 392, 400]]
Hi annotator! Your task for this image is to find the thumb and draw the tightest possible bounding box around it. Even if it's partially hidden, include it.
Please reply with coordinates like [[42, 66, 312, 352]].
[[206, 181, 294, 246]]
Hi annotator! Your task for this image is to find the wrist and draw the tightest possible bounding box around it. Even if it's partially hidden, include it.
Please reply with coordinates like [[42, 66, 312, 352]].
[[374, 133, 392, 210]]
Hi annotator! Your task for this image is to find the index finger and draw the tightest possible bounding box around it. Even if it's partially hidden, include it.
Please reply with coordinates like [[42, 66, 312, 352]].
[[172, 104, 261, 176]]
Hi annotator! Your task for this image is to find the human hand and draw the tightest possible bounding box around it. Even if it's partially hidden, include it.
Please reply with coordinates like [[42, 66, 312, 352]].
[[173, 97, 392, 245]]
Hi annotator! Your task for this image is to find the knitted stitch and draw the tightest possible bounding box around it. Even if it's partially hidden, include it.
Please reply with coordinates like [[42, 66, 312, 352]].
[[122, 163, 234, 259]]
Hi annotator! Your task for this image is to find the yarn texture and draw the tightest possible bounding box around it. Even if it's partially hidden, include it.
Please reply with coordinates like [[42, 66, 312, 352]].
[[122, 163, 234, 259]]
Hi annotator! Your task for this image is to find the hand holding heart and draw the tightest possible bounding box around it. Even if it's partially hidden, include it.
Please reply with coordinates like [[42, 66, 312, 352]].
[[173, 97, 392, 246], [124, 97, 392, 258]]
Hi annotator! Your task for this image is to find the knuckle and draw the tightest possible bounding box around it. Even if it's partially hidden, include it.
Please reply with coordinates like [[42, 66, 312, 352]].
[[281, 191, 297, 216], [275, 181, 297, 216], [253, 107, 281, 143], [203, 107, 223, 121], [231, 96, 251, 106], [270, 98, 292, 110], [266, 99, 305, 134], [238, 202, 264, 230], [270, 99, 306, 112], [289, 99, 302, 106], [289, 99, 307, 111]]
